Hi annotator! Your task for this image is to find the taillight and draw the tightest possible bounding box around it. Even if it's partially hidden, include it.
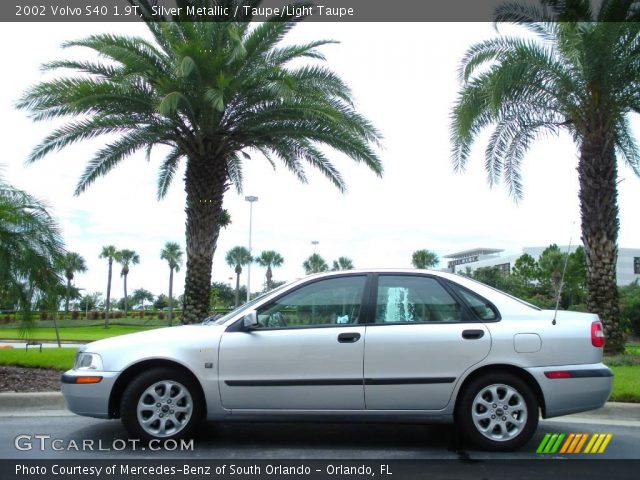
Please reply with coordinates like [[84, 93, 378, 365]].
[[591, 321, 605, 348]]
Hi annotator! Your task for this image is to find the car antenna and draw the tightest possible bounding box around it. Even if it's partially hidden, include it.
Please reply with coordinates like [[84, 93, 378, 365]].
[[552, 222, 575, 326]]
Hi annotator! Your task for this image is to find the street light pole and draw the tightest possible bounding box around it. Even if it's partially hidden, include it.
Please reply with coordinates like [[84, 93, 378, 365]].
[[311, 240, 319, 252], [245, 195, 258, 303]]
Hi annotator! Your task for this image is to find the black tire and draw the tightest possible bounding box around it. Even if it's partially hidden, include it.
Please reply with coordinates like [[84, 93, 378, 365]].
[[120, 367, 203, 442], [455, 372, 539, 451]]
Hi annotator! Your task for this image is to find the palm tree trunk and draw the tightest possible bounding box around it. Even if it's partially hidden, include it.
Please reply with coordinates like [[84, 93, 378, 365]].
[[104, 259, 112, 328], [123, 274, 128, 318], [578, 128, 625, 354], [266, 266, 273, 290], [234, 271, 240, 307], [168, 267, 174, 327], [182, 157, 228, 324], [65, 278, 71, 313]]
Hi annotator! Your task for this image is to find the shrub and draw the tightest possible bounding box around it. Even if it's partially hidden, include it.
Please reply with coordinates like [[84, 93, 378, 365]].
[[71, 310, 80, 320], [157, 311, 165, 320], [39, 312, 48, 321], [621, 298, 640, 335]]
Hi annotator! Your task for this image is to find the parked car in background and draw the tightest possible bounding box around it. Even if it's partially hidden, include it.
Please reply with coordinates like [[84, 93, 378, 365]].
[[62, 269, 612, 451]]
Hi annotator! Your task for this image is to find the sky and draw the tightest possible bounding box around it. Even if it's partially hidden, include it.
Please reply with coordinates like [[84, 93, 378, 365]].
[[2, 21, 639, 300]]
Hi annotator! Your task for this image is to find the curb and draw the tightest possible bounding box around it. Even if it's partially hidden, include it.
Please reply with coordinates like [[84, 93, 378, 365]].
[[0, 391, 65, 410]]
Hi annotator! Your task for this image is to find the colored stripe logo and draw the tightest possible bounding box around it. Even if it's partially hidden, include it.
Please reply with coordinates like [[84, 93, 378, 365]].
[[537, 433, 612, 454]]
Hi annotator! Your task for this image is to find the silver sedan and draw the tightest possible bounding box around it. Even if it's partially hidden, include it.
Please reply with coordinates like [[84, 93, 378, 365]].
[[62, 270, 612, 451]]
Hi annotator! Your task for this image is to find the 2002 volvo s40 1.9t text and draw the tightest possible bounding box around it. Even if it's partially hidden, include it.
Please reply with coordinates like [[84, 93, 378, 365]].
[[62, 270, 612, 450]]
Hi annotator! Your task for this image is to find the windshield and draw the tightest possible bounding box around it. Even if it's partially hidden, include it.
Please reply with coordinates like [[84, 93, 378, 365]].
[[202, 282, 291, 325]]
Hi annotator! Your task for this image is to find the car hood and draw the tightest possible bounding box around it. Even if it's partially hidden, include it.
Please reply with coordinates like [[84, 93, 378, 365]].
[[81, 324, 225, 354]]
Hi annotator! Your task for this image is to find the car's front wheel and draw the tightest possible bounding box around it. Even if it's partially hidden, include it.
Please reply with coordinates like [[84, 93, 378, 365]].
[[456, 372, 538, 451], [120, 367, 203, 441]]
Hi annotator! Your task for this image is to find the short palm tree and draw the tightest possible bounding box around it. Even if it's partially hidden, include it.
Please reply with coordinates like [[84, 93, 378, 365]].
[[0, 171, 65, 333], [303, 253, 329, 275], [99, 245, 118, 328], [411, 250, 439, 269], [450, 0, 640, 353], [332, 256, 354, 271], [226, 246, 252, 307], [115, 249, 139, 318], [160, 241, 183, 326], [131, 288, 154, 311], [18, 1, 382, 324], [60, 252, 87, 312], [255, 250, 284, 290]]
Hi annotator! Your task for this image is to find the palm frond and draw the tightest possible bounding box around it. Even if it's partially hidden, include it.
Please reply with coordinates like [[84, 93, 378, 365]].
[[75, 128, 166, 195], [157, 146, 185, 199]]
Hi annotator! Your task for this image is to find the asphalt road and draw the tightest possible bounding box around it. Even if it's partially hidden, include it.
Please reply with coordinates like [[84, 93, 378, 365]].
[[1, 413, 638, 460]]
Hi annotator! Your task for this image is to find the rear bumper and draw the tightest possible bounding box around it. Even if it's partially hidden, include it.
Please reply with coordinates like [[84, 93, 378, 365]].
[[61, 370, 119, 419], [526, 363, 613, 418]]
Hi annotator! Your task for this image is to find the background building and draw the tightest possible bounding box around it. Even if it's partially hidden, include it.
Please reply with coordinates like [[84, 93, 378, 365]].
[[444, 246, 640, 286]]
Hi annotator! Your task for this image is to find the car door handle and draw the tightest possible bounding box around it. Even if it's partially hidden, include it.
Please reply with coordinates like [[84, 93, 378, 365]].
[[462, 329, 485, 340], [338, 332, 361, 343]]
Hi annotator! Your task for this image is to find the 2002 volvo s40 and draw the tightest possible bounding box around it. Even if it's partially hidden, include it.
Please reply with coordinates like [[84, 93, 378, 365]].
[[62, 270, 612, 451]]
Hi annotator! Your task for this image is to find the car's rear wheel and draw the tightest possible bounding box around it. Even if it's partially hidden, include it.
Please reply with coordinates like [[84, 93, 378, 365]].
[[456, 372, 538, 451], [121, 367, 203, 441]]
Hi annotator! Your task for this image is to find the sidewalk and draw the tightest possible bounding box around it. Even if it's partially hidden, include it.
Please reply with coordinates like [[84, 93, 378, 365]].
[[543, 402, 640, 427]]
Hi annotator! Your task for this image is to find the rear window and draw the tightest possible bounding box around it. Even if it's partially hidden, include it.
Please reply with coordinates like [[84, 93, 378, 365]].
[[448, 283, 500, 321]]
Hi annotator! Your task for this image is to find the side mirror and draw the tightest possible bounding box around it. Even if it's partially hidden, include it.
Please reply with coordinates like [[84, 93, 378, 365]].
[[242, 311, 258, 331]]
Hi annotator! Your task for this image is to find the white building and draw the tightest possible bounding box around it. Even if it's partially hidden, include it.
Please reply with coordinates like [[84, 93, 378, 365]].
[[444, 246, 640, 286]]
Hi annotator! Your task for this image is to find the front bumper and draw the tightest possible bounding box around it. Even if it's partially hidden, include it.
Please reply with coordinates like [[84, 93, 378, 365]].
[[526, 363, 613, 418], [61, 370, 119, 419]]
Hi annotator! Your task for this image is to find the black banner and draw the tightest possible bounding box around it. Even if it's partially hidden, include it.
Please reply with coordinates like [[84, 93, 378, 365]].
[[4, 0, 535, 23], [3, 459, 640, 480]]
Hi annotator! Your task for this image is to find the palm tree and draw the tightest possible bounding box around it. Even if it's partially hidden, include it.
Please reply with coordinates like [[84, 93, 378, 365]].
[[255, 250, 284, 291], [303, 253, 329, 275], [0, 171, 65, 335], [131, 288, 154, 311], [60, 252, 87, 312], [411, 250, 439, 269], [18, 1, 382, 324], [115, 249, 139, 318], [160, 241, 183, 326], [450, 0, 640, 353], [99, 245, 118, 328], [226, 246, 252, 307], [332, 257, 355, 271]]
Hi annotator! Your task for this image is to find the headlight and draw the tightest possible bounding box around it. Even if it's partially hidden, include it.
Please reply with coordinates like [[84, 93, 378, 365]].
[[74, 352, 103, 371]]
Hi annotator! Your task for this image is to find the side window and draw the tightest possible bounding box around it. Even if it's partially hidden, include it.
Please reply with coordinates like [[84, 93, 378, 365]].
[[450, 284, 498, 321], [256, 276, 366, 329], [375, 275, 463, 323]]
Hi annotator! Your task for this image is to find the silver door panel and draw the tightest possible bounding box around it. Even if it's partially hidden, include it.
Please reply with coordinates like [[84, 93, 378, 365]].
[[363, 323, 491, 410], [219, 327, 366, 409]]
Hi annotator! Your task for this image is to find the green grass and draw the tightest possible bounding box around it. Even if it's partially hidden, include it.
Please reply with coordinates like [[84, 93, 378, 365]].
[[0, 348, 77, 370], [609, 365, 640, 403], [0, 324, 161, 342]]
